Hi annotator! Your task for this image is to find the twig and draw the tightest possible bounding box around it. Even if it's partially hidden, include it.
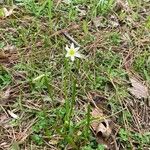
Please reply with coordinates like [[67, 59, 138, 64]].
[[63, 31, 81, 47], [111, 135, 119, 150], [55, 0, 62, 9], [50, 24, 79, 37]]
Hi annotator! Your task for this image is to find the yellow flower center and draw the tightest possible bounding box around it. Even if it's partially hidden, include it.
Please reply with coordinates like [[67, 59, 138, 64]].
[[69, 49, 75, 56]]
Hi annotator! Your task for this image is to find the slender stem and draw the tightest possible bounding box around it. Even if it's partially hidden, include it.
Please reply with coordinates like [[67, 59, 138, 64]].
[[47, 0, 53, 30]]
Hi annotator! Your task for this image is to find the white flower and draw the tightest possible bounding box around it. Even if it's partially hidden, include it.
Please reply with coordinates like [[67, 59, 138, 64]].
[[65, 43, 83, 61]]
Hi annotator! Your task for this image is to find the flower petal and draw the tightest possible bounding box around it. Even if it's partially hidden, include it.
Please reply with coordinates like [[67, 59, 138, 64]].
[[71, 56, 75, 61], [65, 45, 70, 51], [71, 43, 75, 49], [65, 53, 70, 57], [74, 47, 80, 52], [75, 52, 83, 58]]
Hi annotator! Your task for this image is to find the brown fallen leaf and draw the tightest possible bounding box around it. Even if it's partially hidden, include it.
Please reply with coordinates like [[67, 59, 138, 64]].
[[0, 7, 14, 19], [96, 120, 112, 138], [128, 77, 149, 99], [76, 5, 87, 17], [115, 0, 131, 12], [0, 113, 8, 123], [91, 108, 103, 131], [92, 17, 106, 28], [108, 15, 119, 28], [3, 45, 16, 51], [91, 108, 111, 138], [0, 88, 11, 101], [0, 45, 18, 65], [91, 108, 112, 149], [0, 50, 8, 59]]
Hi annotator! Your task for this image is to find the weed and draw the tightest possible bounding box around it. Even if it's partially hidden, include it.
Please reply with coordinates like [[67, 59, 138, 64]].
[[0, 0, 150, 149], [145, 16, 150, 29], [0, 42, 5, 48], [118, 128, 150, 150], [133, 50, 150, 80], [118, 128, 131, 144], [92, 0, 115, 16], [109, 32, 121, 45], [31, 134, 43, 145], [0, 66, 12, 89]]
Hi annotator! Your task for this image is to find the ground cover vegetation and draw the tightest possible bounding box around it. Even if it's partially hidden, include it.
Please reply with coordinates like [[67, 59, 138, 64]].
[[0, 0, 150, 149]]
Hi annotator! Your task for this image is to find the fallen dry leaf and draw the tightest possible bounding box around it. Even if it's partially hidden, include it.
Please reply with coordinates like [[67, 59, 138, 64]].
[[3, 45, 16, 51], [92, 17, 105, 28], [116, 0, 131, 12], [0, 113, 8, 123], [97, 120, 112, 138], [91, 108, 111, 138], [3, 8, 13, 17], [0, 45, 18, 65], [90, 107, 112, 149], [0, 88, 11, 100], [0, 7, 14, 19], [76, 5, 87, 17], [0, 50, 8, 59], [128, 77, 149, 99], [91, 108, 104, 131], [108, 15, 119, 28]]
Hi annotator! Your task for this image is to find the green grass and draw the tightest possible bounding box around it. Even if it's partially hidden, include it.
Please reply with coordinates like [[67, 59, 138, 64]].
[[0, 66, 12, 89], [0, 0, 150, 149]]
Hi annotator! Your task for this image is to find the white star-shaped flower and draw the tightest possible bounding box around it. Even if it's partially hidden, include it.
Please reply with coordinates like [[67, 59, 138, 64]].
[[65, 43, 83, 61]]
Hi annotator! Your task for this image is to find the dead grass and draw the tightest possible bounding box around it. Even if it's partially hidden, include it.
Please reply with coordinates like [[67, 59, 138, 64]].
[[0, 0, 150, 149]]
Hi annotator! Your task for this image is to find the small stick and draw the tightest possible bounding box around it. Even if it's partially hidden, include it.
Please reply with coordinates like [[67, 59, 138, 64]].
[[63, 31, 81, 47], [111, 135, 119, 150], [55, 0, 62, 9], [50, 24, 79, 37]]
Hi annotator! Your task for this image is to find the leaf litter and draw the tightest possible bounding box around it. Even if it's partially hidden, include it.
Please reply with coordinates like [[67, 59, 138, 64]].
[[90, 105, 115, 149], [0, 88, 11, 100], [0, 0, 150, 149], [91, 108, 112, 138], [128, 76, 149, 99], [0, 44, 18, 66], [0, 7, 14, 19], [7, 110, 19, 119]]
